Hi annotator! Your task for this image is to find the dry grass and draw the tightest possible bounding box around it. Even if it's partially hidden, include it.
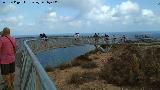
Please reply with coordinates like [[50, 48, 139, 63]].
[[100, 45, 160, 89], [68, 72, 98, 85], [81, 61, 98, 69], [45, 66, 55, 72]]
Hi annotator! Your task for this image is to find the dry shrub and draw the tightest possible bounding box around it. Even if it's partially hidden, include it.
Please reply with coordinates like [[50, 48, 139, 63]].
[[69, 72, 83, 85], [68, 72, 97, 85], [71, 54, 93, 66], [45, 66, 55, 72], [57, 50, 97, 70], [59, 63, 72, 70], [71, 59, 81, 66], [100, 45, 160, 89], [76, 54, 92, 61], [140, 47, 160, 88], [81, 61, 98, 69]]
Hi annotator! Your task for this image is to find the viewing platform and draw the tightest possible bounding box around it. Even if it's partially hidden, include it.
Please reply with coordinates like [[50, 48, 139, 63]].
[[0, 36, 159, 90]]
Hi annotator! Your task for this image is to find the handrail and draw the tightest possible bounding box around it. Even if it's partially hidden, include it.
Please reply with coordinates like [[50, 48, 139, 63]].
[[19, 40, 57, 90]]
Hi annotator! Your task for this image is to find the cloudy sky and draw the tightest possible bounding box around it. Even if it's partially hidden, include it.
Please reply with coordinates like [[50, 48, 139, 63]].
[[0, 0, 160, 35]]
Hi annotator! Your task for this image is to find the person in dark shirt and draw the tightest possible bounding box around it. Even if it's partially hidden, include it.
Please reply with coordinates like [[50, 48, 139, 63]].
[[104, 34, 109, 44], [42, 33, 46, 38], [122, 35, 126, 42], [39, 34, 43, 39], [93, 33, 99, 44], [74, 33, 80, 40], [42, 33, 48, 41], [112, 35, 116, 44]]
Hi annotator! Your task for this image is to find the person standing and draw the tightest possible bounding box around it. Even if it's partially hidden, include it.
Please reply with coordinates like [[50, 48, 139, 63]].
[[42, 33, 48, 41], [0, 27, 16, 90], [104, 34, 109, 44], [112, 35, 116, 44], [74, 33, 80, 40], [122, 35, 126, 43], [93, 33, 99, 44]]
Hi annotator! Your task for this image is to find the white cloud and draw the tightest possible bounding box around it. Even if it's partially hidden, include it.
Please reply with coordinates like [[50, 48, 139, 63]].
[[18, 22, 23, 26], [6, 17, 18, 24], [33, 0, 160, 33], [59, 0, 101, 14], [140, 9, 160, 25], [84, 0, 160, 26], [69, 20, 82, 28], [2, 0, 160, 35], [87, 1, 141, 23], [37, 0, 160, 32], [0, 4, 16, 15], [45, 11, 58, 22], [117, 1, 140, 15], [41, 10, 73, 24], [142, 9, 155, 17], [48, 12, 57, 17], [0, 15, 24, 26], [101, 5, 110, 13]]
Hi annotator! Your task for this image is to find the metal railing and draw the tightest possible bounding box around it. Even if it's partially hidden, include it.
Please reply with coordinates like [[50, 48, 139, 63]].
[[16, 37, 107, 90], [18, 39, 57, 90]]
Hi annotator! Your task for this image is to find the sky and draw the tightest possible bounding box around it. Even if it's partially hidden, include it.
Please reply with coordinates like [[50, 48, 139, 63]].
[[0, 0, 160, 35]]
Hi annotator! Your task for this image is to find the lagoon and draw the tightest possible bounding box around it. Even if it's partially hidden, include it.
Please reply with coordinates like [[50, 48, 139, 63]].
[[36, 44, 95, 68]]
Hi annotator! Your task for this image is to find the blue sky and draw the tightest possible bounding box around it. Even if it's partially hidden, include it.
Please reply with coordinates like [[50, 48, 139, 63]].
[[0, 0, 160, 35]]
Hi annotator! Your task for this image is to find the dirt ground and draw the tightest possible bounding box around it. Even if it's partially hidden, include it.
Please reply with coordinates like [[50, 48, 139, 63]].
[[47, 44, 160, 90], [47, 51, 127, 90]]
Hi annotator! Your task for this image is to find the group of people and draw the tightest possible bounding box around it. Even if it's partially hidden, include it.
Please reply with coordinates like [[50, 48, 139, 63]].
[[135, 34, 150, 39], [0, 27, 16, 90], [112, 35, 127, 43], [39, 33, 48, 41], [93, 33, 127, 44], [39, 33, 48, 48], [73, 33, 127, 44]]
